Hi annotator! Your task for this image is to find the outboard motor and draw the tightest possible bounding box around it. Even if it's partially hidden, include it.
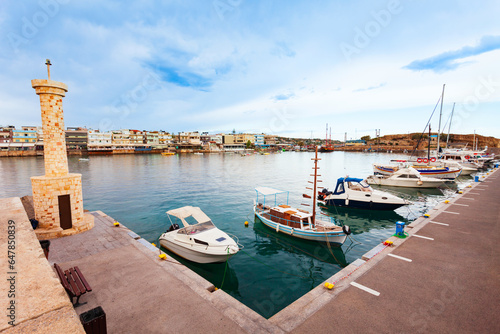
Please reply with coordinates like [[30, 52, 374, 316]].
[[167, 224, 180, 232], [342, 225, 351, 235]]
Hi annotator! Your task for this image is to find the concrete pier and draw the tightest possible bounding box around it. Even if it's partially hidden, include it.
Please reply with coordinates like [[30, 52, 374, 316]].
[[286, 167, 500, 333], [1, 167, 499, 333]]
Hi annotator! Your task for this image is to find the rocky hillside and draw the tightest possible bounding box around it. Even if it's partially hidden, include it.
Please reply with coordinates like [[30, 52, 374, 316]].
[[369, 133, 500, 149]]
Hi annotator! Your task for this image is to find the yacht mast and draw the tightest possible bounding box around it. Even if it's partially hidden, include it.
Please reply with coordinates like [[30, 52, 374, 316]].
[[446, 103, 455, 148], [436, 84, 445, 156]]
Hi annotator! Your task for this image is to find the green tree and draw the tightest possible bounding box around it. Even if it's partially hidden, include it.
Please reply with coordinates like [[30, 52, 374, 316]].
[[246, 140, 252, 148]]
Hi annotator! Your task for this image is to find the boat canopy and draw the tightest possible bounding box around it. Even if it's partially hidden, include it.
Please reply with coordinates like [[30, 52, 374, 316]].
[[166, 206, 211, 226], [255, 187, 289, 207], [255, 186, 288, 196], [333, 177, 367, 194]]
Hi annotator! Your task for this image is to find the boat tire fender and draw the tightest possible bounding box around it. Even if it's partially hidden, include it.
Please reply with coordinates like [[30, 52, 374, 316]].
[[342, 225, 351, 235]]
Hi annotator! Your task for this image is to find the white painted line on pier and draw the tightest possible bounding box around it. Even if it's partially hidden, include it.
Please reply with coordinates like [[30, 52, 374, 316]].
[[460, 197, 475, 200], [443, 211, 460, 215], [452, 203, 469, 207], [350, 282, 380, 296], [467, 193, 481, 195], [388, 253, 412, 262], [430, 221, 449, 226], [472, 188, 485, 191], [412, 234, 434, 241]]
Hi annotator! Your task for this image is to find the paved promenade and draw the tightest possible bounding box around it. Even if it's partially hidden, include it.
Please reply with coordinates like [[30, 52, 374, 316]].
[[290, 168, 500, 333]]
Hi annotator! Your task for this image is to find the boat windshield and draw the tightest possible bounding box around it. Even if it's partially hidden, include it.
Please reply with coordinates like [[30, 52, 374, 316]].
[[177, 221, 215, 235], [359, 180, 371, 188]]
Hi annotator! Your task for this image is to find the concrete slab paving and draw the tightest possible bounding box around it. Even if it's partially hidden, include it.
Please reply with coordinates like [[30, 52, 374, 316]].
[[47, 212, 273, 333]]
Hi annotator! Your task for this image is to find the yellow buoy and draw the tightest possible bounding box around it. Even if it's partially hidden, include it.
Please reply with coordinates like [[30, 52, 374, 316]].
[[468, 185, 472, 188], [152, 243, 156, 247], [159, 253, 167, 260], [444, 200, 450, 204], [324, 282, 334, 290], [114, 222, 120, 227], [244, 221, 249, 227], [458, 191, 463, 194], [424, 214, 430, 218]]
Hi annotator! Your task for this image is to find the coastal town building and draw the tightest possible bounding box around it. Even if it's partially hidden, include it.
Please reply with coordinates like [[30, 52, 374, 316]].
[[66, 127, 88, 150], [158, 131, 172, 145], [264, 134, 277, 146], [0, 127, 12, 143], [234, 133, 255, 145], [145, 131, 159, 145], [222, 134, 234, 144], [12, 127, 37, 143], [129, 130, 145, 145], [254, 134, 264, 146], [112, 129, 130, 145]]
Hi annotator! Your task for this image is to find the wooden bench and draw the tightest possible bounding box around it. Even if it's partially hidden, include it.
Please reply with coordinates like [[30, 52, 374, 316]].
[[54, 263, 92, 305]]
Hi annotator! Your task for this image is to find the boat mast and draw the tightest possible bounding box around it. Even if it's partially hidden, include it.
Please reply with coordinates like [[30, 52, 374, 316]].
[[446, 103, 455, 149], [427, 124, 431, 161], [473, 130, 476, 151], [311, 146, 320, 224], [436, 84, 445, 156]]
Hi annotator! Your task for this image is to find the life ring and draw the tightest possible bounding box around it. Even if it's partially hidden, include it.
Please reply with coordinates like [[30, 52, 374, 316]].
[[430, 157, 436, 162], [417, 158, 422, 163], [465, 155, 470, 160], [422, 158, 428, 163]]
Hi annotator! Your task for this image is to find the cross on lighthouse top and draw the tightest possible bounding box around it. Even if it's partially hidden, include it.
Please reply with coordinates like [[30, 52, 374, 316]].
[[45, 59, 51, 80]]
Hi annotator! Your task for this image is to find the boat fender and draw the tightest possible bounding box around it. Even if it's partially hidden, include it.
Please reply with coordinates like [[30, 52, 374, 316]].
[[465, 155, 470, 160], [291, 228, 294, 235], [422, 158, 428, 163], [342, 225, 351, 235], [276, 224, 280, 233], [345, 198, 349, 206], [417, 180, 423, 185]]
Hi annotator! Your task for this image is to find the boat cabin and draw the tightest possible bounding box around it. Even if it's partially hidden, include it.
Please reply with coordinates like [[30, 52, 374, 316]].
[[332, 177, 372, 194]]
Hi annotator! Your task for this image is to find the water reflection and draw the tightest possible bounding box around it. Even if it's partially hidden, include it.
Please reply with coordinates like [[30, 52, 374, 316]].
[[253, 218, 348, 267], [319, 205, 407, 234]]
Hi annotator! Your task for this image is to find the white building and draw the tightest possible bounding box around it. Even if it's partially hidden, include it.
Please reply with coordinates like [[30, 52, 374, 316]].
[[88, 129, 112, 150]]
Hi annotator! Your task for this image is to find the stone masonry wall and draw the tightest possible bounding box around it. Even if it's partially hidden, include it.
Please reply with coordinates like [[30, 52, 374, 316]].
[[31, 173, 84, 230], [32, 80, 69, 177]]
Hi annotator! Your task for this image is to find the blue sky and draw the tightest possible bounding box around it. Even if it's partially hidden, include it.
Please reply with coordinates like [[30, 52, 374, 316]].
[[1, 0, 499, 140]]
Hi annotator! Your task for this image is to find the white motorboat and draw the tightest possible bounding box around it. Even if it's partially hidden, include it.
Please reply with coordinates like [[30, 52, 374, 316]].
[[159, 206, 239, 263], [317, 177, 409, 210], [366, 167, 445, 188]]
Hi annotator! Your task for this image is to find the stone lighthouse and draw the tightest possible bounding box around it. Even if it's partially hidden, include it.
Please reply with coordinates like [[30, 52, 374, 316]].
[[31, 60, 93, 239]]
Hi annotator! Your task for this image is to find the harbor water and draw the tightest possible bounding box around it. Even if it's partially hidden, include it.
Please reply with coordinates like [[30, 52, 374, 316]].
[[0, 152, 472, 318]]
